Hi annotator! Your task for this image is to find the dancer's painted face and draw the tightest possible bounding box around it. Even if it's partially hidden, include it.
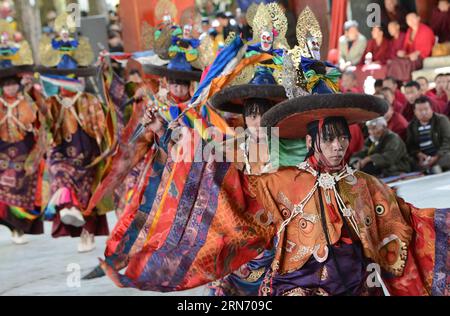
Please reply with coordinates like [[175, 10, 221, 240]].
[[163, 14, 172, 25], [0, 32, 8, 45]]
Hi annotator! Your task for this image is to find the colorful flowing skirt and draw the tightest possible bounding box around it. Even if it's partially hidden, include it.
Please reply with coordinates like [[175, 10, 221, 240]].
[[0, 133, 44, 234]]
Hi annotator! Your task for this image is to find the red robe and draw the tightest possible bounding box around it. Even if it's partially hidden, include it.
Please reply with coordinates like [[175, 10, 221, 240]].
[[394, 89, 407, 113], [403, 23, 436, 59], [425, 90, 437, 99], [430, 8, 450, 43], [345, 124, 365, 163], [388, 111, 409, 141], [389, 32, 406, 60], [430, 88, 448, 105], [361, 38, 391, 65]]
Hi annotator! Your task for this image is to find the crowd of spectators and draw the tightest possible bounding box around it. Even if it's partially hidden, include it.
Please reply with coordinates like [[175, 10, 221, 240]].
[[334, 0, 450, 179], [338, 0, 450, 82], [345, 73, 450, 178]]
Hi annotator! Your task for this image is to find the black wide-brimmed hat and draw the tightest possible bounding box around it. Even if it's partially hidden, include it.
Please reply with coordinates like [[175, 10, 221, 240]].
[[142, 63, 202, 82], [209, 84, 287, 114], [261, 93, 388, 139], [34, 66, 98, 77], [0, 65, 34, 79]]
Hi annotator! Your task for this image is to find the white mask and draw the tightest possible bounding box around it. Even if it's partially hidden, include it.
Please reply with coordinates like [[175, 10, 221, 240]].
[[163, 15, 172, 25], [183, 25, 192, 39], [0, 32, 8, 45], [307, 36, 321, 60], [260, 31, 273, 52], [60, 28, 70, 40]]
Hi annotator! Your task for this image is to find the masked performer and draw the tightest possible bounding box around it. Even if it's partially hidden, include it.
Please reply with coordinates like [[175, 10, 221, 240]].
[[0, 50, 46, 244], [37, 13, 114, 253], [94, 4, 307, 294]]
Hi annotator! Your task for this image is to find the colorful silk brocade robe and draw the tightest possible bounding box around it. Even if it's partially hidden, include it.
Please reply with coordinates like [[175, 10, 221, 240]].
[[250, 168, 435, 296], [45, 92, 109, 237], [101, 144, 448, 295], [254, 166, 447, 296], [0, 95, 44, 234], [208, 137, 308, 296], [110, 99, 152, 217], [101, 129, 275, 290]]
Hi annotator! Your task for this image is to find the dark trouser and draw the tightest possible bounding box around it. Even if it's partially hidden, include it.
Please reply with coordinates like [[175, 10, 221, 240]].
[[387, 57, 423, 83]]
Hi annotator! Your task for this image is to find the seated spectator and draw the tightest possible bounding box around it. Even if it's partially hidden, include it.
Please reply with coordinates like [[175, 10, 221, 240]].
[[383, 76, 407, 111], [339, 20, 367, 69], [430, 73, 449, 106], [406, 96, 450, 173], [416, 75, 448, 113], [361, 26, 391, 65], [402, 81, 445, 121], [416, 76, 435, 98], [381, 87, 409, 140], [340, 71, 363, 93], [381, 0, 408, 32], [430, 0, 450, 44], [353, 117, 411, 177], [445, 74, 450, 115], [388, 12, 436, 82], [387, 21, 406, 60]]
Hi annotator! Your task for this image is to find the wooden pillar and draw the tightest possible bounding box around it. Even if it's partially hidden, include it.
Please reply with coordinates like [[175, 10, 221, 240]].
[[15, 0, 42, 63], [119, 0, 194, 52]]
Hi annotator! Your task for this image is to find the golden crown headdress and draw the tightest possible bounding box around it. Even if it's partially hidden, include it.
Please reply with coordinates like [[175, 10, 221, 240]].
[[155, 0, 178, 24], [245, 3, 258, 30], [297, 6, 322, 55], [250, 3, 289, 50]]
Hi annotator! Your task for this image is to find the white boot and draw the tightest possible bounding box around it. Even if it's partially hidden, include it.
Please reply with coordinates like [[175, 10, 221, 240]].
[[77, 229, 95, 253], [60, 207, 86, 227], [11, 229, 28, 245]]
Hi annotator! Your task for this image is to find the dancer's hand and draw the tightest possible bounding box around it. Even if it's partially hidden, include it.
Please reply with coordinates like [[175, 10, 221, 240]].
[[143, 108, 165, 137]]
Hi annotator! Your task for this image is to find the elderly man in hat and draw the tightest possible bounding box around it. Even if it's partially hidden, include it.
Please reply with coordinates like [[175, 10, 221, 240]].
[[339, 20, 367, 70], [352, 116, 411, 177]]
